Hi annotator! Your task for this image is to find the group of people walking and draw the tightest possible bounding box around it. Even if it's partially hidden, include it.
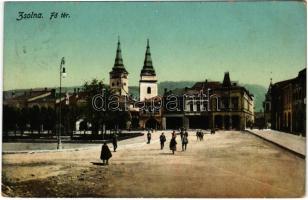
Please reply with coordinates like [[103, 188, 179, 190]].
[[100, 128, 208, 164], [159, 129, 189, 154]]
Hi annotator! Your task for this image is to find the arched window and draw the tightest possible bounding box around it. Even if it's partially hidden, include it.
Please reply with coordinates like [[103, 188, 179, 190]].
[[147, 87, 151, 94]]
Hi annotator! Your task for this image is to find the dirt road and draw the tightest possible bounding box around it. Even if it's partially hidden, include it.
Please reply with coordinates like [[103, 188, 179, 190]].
[[2, 131, 305, 197]]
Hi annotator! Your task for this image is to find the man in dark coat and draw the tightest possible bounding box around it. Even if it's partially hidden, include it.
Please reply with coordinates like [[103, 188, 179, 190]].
[[160, 132, 166, 150], [100, 142, 112, 165], [112, 133, 118, 152], [181, 134, 188, 151], [147, 131, 151, 144]]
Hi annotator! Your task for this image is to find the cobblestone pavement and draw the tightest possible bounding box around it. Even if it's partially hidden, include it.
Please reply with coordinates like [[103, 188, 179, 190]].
[[2, 131, 305, 197]]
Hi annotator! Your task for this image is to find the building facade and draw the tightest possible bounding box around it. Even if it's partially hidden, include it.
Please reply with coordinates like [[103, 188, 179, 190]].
[[162, 72, 255, 130], [266, 68, 306, 136]]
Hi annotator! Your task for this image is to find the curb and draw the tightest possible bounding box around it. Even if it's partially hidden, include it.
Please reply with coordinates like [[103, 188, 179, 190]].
[[245, 130, 305, 159], [2, 145, 101, 155]]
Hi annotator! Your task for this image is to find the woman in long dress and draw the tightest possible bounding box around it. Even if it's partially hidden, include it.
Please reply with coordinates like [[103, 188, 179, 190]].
[[169, 135, 177, 154], [100, 142, 112, 165]]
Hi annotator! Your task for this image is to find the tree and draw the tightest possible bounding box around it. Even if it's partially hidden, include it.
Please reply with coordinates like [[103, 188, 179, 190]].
[[46, 107, 56, 134], [3, 105, 18, 136], [17, 107, 29, 136], [29, 105, 41, 135], [82, 79, 105, 135]]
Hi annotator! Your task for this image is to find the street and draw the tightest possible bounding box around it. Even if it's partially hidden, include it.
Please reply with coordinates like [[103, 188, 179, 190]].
[[2, 130, 305, 197]]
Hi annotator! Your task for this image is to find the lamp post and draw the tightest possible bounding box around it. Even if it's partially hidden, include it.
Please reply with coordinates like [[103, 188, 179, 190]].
[[229, 86, 232, 130], [57, 57, 67, 150]]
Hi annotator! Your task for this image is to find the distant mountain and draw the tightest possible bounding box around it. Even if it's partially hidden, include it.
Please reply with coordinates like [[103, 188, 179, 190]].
[[242, 84, 267, 112], [4, 81, 267, 111]]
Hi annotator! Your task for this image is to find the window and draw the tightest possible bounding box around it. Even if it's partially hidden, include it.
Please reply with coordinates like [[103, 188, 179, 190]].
[[222, 97, 229, 109], [196, 102, 201, 112], [147, 87, 151, 94], [231, 97, 239, 110], [112, 83, 115, 86], [190, 102, 194, 112], [117, 82, 119, 86]]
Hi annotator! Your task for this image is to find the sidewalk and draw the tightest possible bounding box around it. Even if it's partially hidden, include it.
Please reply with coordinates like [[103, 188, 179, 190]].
[[246, 129, 306, 158]]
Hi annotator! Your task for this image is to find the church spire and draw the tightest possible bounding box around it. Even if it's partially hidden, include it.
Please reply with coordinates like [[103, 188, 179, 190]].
[[111, 36, 128, 74], [141, 39, 156, 76]]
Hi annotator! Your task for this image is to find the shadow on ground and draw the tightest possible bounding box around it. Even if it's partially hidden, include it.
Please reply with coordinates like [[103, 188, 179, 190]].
[[90, 162, 107, 166]]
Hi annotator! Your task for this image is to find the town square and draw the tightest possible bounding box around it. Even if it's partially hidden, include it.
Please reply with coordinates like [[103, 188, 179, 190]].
[[2, 130, 305, 197]]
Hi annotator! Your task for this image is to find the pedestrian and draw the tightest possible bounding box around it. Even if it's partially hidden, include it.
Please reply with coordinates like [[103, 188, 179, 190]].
[[200, 131, 204, 141], [196, 131, 200, 141], [184, 130, 188, 137], [160, 132, 166, 150], [180, 129, 184, 140], [181, 134, 188, 151], [100, 142, 112, 165], [172, 130, 176, 138], [147, 131, 151, 144], [112, 133, 118, 152], [169, 135, 177, 154]]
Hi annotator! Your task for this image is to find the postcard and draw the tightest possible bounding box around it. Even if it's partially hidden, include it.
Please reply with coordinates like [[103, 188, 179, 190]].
[[2, 1, 306, 197]]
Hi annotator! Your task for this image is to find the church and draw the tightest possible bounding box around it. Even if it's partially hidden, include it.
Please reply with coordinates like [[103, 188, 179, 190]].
[[109, 38, 158, 101], [108, 38, 161, 129]]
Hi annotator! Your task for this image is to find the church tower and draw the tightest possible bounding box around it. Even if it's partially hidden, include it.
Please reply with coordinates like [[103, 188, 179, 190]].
[[139, 39, 158, 101], [109, 37, 129, 96]]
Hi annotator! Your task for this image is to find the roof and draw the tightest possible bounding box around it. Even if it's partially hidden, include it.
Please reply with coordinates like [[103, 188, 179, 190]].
[[110, 38, 128, 74], [273, 78, 295, 88], [140, 39, 156, 76], [8, 89, 55, 101], [192, 81, 222, 90], [166, 73, 254, 99]]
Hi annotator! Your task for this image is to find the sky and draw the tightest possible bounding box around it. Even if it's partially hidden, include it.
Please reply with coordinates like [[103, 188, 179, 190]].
[[3, 1, 306, 90]]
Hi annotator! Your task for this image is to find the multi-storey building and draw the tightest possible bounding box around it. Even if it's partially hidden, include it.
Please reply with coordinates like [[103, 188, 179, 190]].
[[162, 72, 255, 130], [266, 68, 306, 135]]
